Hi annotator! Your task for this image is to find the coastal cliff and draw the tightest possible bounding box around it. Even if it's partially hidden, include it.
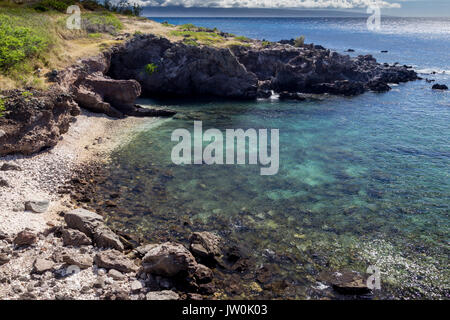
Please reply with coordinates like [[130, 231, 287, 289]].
[[0, 32, 419, 156]]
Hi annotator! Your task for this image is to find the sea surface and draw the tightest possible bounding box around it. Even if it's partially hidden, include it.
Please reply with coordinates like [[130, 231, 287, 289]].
[[99, 17, 449, 299]]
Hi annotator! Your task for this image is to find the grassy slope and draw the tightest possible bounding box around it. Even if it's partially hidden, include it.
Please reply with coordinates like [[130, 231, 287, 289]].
[[0, 4, 260, 90]]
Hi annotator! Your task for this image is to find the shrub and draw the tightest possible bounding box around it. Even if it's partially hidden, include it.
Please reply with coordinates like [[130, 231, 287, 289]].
[[183, 39, 199, 46], [178, 23, 196, 31], [83, 12, 123, 35], [235, 35, 251, 43], [0, 14, 49, 71], [144, 63, 158, 75], [294, 35, 305, 47], [0, 98, 5, 117], [261, 41, 271, 47], [33, 0, 77, 12]]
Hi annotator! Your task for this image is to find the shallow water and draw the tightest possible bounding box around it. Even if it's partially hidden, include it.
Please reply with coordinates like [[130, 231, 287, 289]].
[[100, 17, 449, 299]]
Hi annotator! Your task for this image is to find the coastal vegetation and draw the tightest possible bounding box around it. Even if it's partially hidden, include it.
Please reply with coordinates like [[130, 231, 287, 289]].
[[0, 97, 6, 117], [294, 35, 305, 47], [144, 63, 158, 75]]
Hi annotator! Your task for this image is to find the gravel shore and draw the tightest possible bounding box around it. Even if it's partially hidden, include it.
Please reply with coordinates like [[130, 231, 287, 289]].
[[0, 112, 160, 300], [0, 111, 159, 235]]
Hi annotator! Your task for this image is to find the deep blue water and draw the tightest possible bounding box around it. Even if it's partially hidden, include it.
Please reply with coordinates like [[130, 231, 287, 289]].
[[103, 17, 449, 299]]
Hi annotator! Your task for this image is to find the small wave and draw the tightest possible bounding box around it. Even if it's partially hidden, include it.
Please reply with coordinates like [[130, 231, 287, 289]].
[[416, 68, 450, 75]]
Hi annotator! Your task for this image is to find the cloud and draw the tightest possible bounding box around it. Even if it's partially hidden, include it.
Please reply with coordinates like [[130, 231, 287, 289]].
[[135, 0, 402, 9]]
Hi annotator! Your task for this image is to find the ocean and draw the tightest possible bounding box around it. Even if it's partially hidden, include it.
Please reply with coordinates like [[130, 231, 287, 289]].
[[99, 17, 449, 299]]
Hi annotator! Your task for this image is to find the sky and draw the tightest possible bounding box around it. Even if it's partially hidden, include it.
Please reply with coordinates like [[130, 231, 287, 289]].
[[135, 0, 450, 17]]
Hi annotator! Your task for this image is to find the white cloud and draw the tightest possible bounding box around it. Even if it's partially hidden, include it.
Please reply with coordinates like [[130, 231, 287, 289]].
[[135, 0, 402, 9]]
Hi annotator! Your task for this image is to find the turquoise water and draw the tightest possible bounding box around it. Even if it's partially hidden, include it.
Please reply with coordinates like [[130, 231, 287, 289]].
[[101, 18, 449, 299]]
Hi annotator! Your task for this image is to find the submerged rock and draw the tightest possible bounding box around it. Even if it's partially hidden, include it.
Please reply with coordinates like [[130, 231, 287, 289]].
[[189, 232, 222, 263], [432, 84, 448, 90], [319, 270, 372, 295]]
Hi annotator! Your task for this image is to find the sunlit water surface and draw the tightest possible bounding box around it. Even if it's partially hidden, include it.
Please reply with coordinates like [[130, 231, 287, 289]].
[[99, 17, 449, 299]]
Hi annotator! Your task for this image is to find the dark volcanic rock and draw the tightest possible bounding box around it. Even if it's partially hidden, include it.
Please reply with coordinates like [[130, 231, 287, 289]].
[[0, 89, 80, 156], [432, 84, 448, 90], [230, 45, 417, 96], [279, 91, 307, 101], [109, 35, 258, 99], [319, 270, 372, 295]]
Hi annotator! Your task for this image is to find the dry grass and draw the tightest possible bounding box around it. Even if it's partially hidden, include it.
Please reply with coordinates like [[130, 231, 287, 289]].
[[0, 10, 257, 90]]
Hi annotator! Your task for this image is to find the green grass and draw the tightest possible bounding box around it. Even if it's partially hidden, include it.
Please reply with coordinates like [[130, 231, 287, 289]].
[[261, 40, 272, 47], [83, 11, 123, 34], [0, 97, 6, 117], [294, 35, 305, 47], [235, 35, 251, 43], [33, 0, 76, 12], [183, 38, 199, 47], [170, 30, 224, 45], [177, 23, 196, 31], [144, 63, 158, 75], [0, 9, 51, 72]]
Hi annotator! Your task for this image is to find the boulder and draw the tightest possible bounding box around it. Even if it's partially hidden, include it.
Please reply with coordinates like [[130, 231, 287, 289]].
[[432, 84, 448, 90], [0, 89, 80, 156], [94, 250, 138, 273], [13, 230, 37, 246], [64, 209, 104, 237], [194, 264, 213, 284], [142, 242, 197, 277], [189, 232, 222, 260], [130, 280, 143, 293], [319, 270, 371, 295], [109, 35, 258, 100], [92, 225, 124, 252], [108, 269, 126, 280], [32, 258, 55, 274], [367, 79, 391, 92], [63, 253, 93, 269], [61, 228, 92, 246], [0, 163, 22, 171], [0, 178, 9, 188], [64, 208, 124, 251], [146, 290, 180, 300], [0, 253, 10, 266], [25, 199, 50, 214]]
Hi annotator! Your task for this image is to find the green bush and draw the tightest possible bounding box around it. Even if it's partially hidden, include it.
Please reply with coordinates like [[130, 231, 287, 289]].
[[178, 23, 196, 31], [144, 63, 158, 75], [294, 35, 305, 47], [0, 98, 6, 117], [83, 12, 123, 34], [33, 0, 77, 12], [261, 40, 271, 47], [0, 14, 49, 71]]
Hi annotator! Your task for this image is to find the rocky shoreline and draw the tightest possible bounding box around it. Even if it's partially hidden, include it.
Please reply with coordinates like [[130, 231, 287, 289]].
[[0, 32, 422, 300]]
